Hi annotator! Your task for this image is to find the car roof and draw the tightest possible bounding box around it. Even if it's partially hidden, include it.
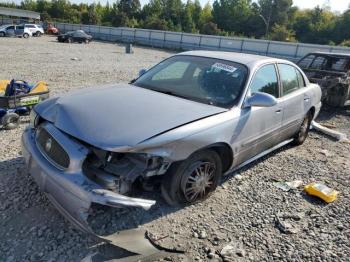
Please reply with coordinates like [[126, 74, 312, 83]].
[[177, 50, 289, 69], [307, 51, 350, 58]]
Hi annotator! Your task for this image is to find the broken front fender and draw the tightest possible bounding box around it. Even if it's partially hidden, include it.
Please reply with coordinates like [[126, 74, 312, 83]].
[[21, 127, 155, 233]]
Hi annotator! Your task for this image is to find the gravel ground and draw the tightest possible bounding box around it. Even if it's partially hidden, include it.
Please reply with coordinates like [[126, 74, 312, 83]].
[[0, 36, 349, 262]]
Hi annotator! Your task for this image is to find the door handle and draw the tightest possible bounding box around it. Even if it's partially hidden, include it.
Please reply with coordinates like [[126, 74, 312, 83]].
[[275, 109, 282, 113]]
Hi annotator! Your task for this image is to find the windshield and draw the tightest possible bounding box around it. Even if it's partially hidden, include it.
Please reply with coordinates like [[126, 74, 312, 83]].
[[133, 55, 248, 108]]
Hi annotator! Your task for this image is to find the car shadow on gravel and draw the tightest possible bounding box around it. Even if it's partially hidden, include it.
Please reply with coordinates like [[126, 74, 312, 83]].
[[316, 105, 350, 121]]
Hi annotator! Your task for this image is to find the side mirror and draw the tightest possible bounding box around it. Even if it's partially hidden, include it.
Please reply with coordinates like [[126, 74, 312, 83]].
[[139, 69, 147, 77], [244, 92, 277, 108]]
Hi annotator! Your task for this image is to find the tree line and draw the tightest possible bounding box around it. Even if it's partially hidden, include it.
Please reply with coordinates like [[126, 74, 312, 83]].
[[1, 0, 350, 46]]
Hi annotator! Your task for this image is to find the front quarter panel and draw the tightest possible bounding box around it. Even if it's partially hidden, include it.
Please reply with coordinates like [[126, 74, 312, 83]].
[[133, 109, 241, 162]]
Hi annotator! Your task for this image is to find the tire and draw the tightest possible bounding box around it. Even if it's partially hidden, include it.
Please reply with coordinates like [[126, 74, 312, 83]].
[[161, 149, 222, 206], [2, 113, 20, 130], [23, 33, 29, 39], [0, 32, 5, 37], [67, 37, 73, 43], [84, 39, 90, 44], [36, 31, 41, 37], [292, 111, 313, 146]]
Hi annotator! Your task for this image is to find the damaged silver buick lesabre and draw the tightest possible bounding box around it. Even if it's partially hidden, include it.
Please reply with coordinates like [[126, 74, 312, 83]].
[[21, 51, 322, 232]]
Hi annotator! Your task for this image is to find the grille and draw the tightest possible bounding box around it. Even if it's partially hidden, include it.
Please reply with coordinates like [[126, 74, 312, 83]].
[[36, 127, 70, 169]]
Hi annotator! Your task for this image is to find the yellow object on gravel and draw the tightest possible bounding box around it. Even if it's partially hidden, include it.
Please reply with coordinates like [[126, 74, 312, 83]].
[[304, 183, 338, 203], [0, 80, 10, 95], [29, 81, 48, 94]]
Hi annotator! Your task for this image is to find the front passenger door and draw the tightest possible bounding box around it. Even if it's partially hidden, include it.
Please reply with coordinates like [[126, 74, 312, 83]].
[[233, 64, 283, 166]]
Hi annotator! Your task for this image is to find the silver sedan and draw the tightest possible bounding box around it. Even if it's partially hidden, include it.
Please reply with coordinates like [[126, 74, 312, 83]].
[[21, 51, 322, 232]]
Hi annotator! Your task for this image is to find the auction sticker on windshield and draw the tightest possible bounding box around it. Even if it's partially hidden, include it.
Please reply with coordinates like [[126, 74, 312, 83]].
[[212, 63, 237, 73]]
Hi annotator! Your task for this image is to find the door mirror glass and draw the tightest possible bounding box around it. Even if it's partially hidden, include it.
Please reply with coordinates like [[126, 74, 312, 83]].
[[245, 92, 277, 108]]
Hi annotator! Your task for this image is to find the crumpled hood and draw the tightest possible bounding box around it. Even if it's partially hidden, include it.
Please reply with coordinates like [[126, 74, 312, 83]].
[[35, 84, 226, 149]]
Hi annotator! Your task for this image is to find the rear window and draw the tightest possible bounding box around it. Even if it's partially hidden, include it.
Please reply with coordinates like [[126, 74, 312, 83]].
[[278, 64, 300, 96]]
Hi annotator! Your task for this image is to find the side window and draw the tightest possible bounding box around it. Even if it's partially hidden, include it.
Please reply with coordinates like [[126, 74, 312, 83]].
[[152, 61, 190, 81], [295, 69, 305, 87], [250, 64, 279, 98], [298, 55, 315, 68], [278, 64, 300, 96], [309, 56, 326, 70], [7, 26, 14, 30]]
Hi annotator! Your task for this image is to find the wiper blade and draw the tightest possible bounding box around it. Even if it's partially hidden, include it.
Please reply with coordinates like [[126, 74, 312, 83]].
[[150, 89, 188, 99]]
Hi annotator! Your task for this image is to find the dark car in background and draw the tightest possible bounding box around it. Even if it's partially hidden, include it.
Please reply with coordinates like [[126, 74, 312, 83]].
[[297, 52, 350, 107], [57, 30, 92, 43]]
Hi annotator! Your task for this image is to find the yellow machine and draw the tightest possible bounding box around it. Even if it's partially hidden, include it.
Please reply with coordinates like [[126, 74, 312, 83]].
[[0, 80, 49, 130]]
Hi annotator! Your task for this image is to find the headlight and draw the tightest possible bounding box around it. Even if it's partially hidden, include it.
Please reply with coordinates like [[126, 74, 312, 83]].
[[29, 109, 39, 128]]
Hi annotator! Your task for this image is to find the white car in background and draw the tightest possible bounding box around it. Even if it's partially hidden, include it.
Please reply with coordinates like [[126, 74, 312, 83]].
[[23, 24, 44, 37]]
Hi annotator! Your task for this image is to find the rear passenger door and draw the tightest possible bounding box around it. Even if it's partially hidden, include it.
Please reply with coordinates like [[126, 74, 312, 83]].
[[277, 64, 308, 140]]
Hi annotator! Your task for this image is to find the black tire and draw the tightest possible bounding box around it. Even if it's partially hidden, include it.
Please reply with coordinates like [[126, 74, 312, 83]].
[[161, 149, 222, 206], [23, 33, 29, 39], [84, 39, 90, 44], [67, 37, 73, 43], [36, 31, 41, 37], [0, 32, 5, 37], [292, 111, 313, 146], [2, 113, 20, 130]]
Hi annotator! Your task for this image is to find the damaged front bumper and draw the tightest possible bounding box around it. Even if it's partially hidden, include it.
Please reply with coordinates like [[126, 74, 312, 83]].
[[21, 126, 156, 233]]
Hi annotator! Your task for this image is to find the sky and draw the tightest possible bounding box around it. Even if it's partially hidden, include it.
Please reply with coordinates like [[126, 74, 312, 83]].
[[3, 0, 350, 13]]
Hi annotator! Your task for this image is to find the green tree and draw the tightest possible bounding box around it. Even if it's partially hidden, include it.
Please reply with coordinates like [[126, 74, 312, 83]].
[[212, 0, 252, 34], [270, 24, 295, 41]]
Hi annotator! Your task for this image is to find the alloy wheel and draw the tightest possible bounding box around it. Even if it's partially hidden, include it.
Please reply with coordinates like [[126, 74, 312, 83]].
[[182, 161, 216, 202]]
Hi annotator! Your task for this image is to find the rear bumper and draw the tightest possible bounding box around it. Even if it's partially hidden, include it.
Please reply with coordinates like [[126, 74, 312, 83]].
[[21, 126, 155, 233]]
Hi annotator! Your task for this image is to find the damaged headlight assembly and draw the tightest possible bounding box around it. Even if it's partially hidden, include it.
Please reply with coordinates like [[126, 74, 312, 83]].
[[83, 149, 169, 195]]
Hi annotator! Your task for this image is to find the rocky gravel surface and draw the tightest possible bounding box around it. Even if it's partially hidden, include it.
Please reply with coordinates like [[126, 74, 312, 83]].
[[0, 36, 349, 261]]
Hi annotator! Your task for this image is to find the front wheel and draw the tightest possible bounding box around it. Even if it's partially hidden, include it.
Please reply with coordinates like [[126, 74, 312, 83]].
[[36, 31, 41, 37], [292, 111, 313, 146], [161, 150, 222, 206]]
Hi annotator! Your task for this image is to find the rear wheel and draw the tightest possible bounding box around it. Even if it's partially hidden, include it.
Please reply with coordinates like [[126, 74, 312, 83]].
[[23, 33, 29, 38], [2, 113, 20, 130], [67, 37, 73, 43], [292, 111, 313, 146], [161, 150, 222, 206], [0, 32, 5, 37]]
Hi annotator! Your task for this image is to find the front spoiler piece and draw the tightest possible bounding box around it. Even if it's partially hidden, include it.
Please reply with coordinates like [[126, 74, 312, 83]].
[[21, 127, 156, 233]]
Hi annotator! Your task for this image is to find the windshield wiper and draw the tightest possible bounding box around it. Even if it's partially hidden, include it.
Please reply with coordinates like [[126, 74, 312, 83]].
[[148, 89, 188, 99]]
